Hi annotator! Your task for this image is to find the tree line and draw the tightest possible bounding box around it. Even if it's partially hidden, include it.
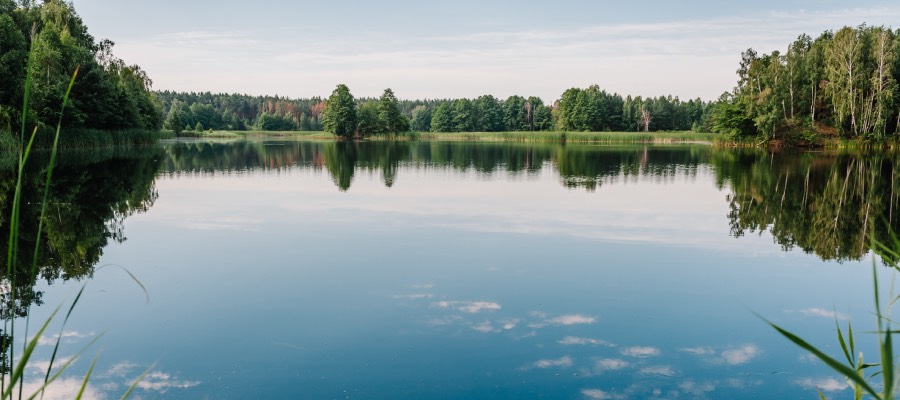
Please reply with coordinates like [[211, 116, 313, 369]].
[[712, 25, 900, 139], [155, 91, 327, 133], [315, 84, 714, 138], [0, 0, 162, 135]]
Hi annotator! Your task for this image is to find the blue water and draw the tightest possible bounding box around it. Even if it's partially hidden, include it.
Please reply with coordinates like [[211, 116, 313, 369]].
[[23, 141, 881, 399]]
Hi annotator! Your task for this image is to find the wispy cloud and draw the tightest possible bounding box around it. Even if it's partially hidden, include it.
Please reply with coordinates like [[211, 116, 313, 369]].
[[581, 389, 624, 400], [795, 377, 849, 392], [680, 347, 715, 356], [721, 344, 761, 365], [530, 314, 597, 328], [559, 336, 615, 347], [641, 365, 677, 377], [621, 346, 661, 358], [137, 371, 201, 392], [796, 308, 849, 321], [533, 356, 575, 369], [595, 359, 630, 372], [117, 5, 900, 101], [31, 331, 93, 346], [433, 301, 501, 313]]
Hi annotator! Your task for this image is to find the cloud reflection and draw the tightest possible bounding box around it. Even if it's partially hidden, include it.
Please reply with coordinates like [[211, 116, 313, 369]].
[[795, 378, 849, 392], [641, 365, 677, 377], [137, 371, 202, 392], [581, 389, 624, 399], [595, 359, 630, 371], [433, 301, 501, 313], [559, 336, 615, 347], [533, 356, 574, 369], [620, 346, 660, 358], [797, 308, 849, 321], [720, 344, 760, 365]]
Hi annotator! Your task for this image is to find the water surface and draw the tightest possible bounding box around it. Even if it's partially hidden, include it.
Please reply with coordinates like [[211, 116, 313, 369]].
[[15, 140, 898, 399]]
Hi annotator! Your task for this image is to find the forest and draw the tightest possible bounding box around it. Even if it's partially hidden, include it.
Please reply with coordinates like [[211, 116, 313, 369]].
[[157, 86, 714, 136], [0, 0, 162, 136], [713, 25, 900, 140]]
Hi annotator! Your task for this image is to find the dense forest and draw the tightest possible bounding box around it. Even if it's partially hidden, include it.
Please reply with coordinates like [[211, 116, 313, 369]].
[[159, 86, 714, 135], [0, 0, 162, 135], [713, 25, 900, 140]]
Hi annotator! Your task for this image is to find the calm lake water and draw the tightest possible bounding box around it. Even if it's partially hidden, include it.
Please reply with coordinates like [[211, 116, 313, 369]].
[[13, 139, 899, 399]]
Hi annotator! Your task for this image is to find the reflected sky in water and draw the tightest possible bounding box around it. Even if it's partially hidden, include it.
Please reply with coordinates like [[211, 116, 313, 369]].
[[25, 140, 886, 399]]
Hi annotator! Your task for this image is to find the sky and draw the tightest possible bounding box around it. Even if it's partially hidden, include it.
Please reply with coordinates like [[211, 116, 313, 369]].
[[72, 0, 900, 102]]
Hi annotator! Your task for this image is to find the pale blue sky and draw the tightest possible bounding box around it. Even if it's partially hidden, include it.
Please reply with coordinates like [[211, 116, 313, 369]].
[[74, 0, 899, 102]]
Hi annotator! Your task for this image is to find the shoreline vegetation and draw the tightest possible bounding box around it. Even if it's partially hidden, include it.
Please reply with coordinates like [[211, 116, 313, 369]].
[[158, 129, 900, 149]]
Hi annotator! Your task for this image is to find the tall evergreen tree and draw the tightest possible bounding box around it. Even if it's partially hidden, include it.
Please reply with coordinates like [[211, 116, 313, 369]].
[[323, 84, 358, 139]]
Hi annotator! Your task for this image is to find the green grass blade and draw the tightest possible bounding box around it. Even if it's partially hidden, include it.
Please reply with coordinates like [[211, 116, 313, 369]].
[[41, 285, 86, 400], [97, 265, 149, 303], [837, 320, 853, 366], [120, 362, 156, 400], [882, 327, 894, 400], [27, 333, 104, 400], [3, 306, 60, 400], [73, 356, 98, 400], [764, 318, 880, 399]]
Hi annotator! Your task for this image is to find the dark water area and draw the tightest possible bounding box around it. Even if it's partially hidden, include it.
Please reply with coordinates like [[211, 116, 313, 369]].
[[6, 139, 899, 399]]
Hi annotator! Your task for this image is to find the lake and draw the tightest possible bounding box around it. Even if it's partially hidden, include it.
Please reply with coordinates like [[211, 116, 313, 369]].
[[10, 139, 897, 399]]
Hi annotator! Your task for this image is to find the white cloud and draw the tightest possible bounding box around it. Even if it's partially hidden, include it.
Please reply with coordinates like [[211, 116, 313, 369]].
[[546, 315, 596, 326], [795, 378, 849, 392], [679, 380, 717, 396], [425, 315, 463, 326], [472, 321, 500, 333], [433, 301, 501, 313], [641, 365, 677, 377], [559, 336, 615, 347], [721, 344, 760, 365], [137, 371, 201, 392], [32, 331, 93, 346], [392, 293, 434, 299], [595, 359, 630, 371], [10, 377, 105, 400], [581, 389, 623, 400], [620, 346, 660, 358], [680, 347, 715, 356], [105, 362, 140, 377], [533, 356, 574, 369], [499, 319, 520, 330], [798, 308, 848, 321]]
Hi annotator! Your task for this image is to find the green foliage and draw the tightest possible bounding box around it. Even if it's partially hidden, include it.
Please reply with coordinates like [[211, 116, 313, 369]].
[[729, 25, 899, 140], [377, 88, 408, 134], [710, 93, 756, 138], [322, 84, 357, 139], [165, 106, 182, 134], [155, 91, 325, 132], [356, 101, 380, 135], [0, 0, 161, 137], [194, 121, 204, 132]]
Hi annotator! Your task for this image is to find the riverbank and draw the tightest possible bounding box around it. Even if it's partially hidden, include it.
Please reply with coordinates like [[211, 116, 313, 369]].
[[186, 130, 892, 148]]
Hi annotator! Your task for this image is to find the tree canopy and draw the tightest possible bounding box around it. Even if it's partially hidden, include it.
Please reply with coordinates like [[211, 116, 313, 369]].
[[1, 0, 162, 135]]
